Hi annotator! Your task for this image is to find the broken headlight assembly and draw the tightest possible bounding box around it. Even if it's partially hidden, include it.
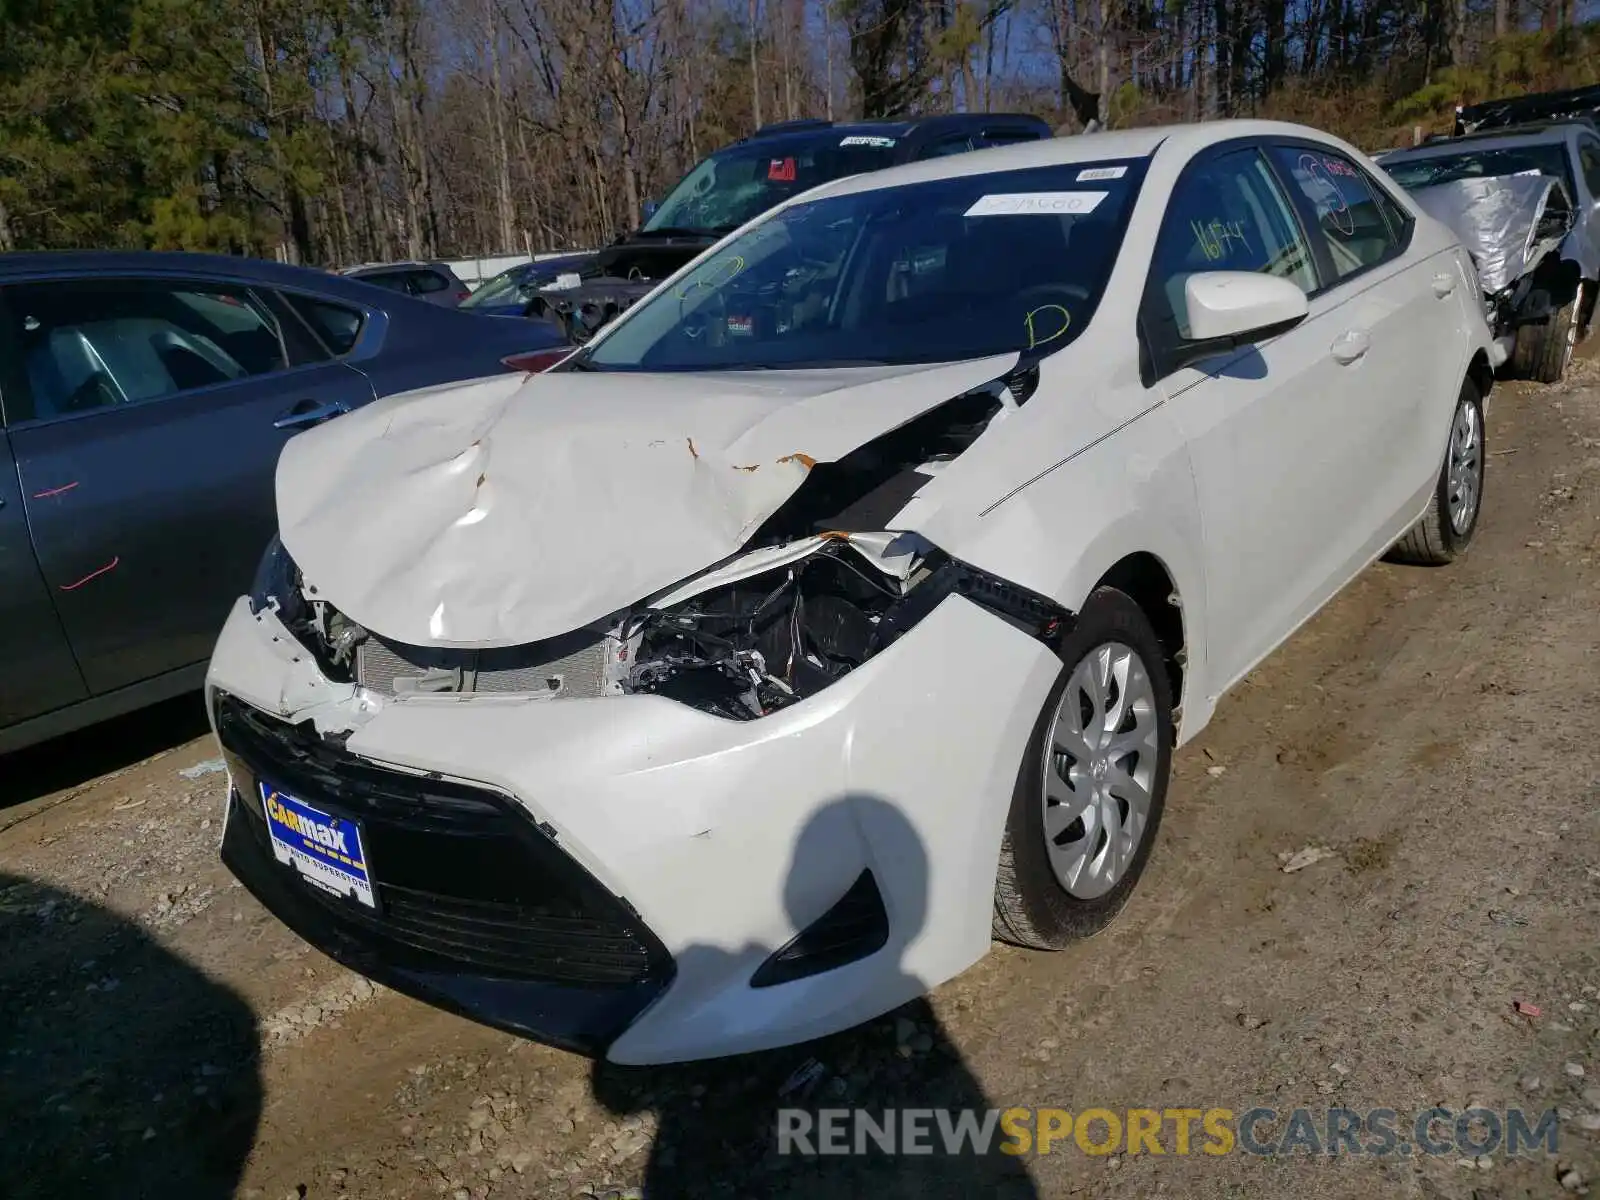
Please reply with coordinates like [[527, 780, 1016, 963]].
[[623, 533, 1066, 721], [248, 535, 302, 618]]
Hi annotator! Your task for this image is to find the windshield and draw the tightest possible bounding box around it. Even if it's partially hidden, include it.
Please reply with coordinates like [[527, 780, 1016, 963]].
[[459, 267, 529, 309], [1385, 143, 1575, 197], [461, 260, 586, 309], [641, 137, 902, 235], [586, 160, 1146, 372]]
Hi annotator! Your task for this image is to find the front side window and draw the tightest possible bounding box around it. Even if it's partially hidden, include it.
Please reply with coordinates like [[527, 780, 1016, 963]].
[[1267, 145, 1401, 281], [1145, 148, 1317, 343], [5, 279, 288, 422], [920, 135, 975, 159], [980, 129, 1047, 149], [585, 159, 1148, 372], [642, 138, 902, 237]]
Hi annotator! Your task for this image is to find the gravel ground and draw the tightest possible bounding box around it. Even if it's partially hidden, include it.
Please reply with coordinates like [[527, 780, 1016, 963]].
[[2, 354, 1598, 1200]]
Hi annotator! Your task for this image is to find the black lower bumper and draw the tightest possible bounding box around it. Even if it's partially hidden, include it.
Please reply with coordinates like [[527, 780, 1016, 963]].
[[215, 695, 673, 1057]]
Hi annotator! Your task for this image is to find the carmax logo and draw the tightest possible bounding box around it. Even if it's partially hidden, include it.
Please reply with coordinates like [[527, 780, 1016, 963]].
[[266, 794, 353, 859]]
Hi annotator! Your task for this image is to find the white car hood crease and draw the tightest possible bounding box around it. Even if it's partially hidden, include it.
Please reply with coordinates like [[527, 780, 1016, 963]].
[[275, 355, 1015, 648]]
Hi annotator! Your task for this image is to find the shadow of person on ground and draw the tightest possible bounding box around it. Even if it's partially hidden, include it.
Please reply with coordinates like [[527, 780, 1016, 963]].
[[593, 793, 1038, 1199], [0, 869, 262, 1200], [0, 692, 211, 814]]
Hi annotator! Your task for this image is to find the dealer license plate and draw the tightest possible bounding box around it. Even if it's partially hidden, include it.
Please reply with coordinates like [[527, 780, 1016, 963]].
[[260, 782, 376, 909]]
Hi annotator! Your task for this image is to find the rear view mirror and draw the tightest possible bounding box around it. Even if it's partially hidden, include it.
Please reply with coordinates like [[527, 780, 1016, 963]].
[[1184, 271, 1309, 341]]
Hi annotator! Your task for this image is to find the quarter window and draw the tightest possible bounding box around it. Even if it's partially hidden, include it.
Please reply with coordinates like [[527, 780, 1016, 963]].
[[410, 270, 449, 294], [1580, 141, 1600, 197], [1267, 145, 1402, 282], [282, 294, 365, 357], [4, 279, 289, 422], [1146, 147, 1317, 344]]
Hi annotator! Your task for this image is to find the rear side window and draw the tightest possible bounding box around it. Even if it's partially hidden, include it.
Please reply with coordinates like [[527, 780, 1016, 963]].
[[1267, 146, 1403, 282], [2, 279, 289, 422], [410, 271, 449, 294], [283, 294, 365, 357]]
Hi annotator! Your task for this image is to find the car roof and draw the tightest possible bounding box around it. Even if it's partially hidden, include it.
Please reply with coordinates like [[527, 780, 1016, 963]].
[[0, 249, 350, 285], [0, 250, 453, 309], [726, 112, 1049, 153], [798, 118, 1347, 200], [1384, 123, 1589, 160], [342, 260, 452, 275]]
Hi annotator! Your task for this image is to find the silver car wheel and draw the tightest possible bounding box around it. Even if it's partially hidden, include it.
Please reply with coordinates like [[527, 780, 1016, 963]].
[[1042, 641, 1160, 900], [1446, 395, 1482, 536], [1563, 288, 1580, 372]]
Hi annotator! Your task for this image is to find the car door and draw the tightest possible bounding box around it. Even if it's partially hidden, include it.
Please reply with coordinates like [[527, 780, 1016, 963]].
[[0, 275, 377, 697], [0, 420, 88, 730], [1142, 144, 1376, 694], [1574, 135, 1600, 276], [1264, 142, 1462, 537]]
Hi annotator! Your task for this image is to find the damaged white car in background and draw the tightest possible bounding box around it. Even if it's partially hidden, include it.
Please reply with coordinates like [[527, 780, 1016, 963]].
[[207, 120, 1497, 1064]]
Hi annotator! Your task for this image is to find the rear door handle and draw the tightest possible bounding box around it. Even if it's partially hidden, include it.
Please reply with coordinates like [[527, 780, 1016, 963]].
[[274, 399, 349, 430], [1330, 329, 1371, 365], [1432, 273, 1457, 298]]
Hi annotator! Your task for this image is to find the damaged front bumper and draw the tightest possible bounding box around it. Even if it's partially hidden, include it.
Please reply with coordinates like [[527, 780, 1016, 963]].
[[207, 584, 1061, 1063]]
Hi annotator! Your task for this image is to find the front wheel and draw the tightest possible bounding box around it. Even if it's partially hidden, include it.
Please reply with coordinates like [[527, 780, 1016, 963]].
[[992, 587, 1174, 950], [1387, 378, 1485, 566]]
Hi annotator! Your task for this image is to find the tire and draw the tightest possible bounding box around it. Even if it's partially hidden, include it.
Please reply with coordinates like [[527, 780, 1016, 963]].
[[1512, 283, 1581, 383], [1388, 378, 1485, 566], [992, 587, 1174, 950]]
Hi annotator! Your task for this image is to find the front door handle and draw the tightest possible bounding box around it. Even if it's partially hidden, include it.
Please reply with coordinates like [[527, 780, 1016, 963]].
[[1330, 329, 1371, 365], [274, 399, 349, 430], [1432, 273, 1457, 298]]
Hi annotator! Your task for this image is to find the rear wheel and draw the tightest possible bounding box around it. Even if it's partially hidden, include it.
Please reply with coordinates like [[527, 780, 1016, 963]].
[[992, 587, 1173, 949], [1513, 283, 1581, 383], [1388, 378, 1485, 566]]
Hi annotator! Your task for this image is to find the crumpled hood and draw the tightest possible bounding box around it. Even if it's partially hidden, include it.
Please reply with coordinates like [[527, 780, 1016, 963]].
[[1406, 174, 1561, 294], [275, 355, 1014, 648]]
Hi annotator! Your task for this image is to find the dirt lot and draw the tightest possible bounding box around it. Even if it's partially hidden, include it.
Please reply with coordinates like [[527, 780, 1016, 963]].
[[3, 354, 1599, 1200]]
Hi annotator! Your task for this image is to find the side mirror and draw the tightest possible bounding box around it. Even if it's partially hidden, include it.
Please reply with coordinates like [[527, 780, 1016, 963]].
[[1184, 271, 1309, 341], [1146, 271, 1311, 381]]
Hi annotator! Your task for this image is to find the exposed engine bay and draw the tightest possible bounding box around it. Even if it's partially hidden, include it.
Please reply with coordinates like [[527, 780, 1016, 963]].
[[257, 362, 1064, 721], [527, 277, 652, 345], [523, 237, 707, 343]]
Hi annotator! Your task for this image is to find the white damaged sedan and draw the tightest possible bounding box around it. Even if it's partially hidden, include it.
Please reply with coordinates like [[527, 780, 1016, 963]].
[[208, 120, 1495, 1064]]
